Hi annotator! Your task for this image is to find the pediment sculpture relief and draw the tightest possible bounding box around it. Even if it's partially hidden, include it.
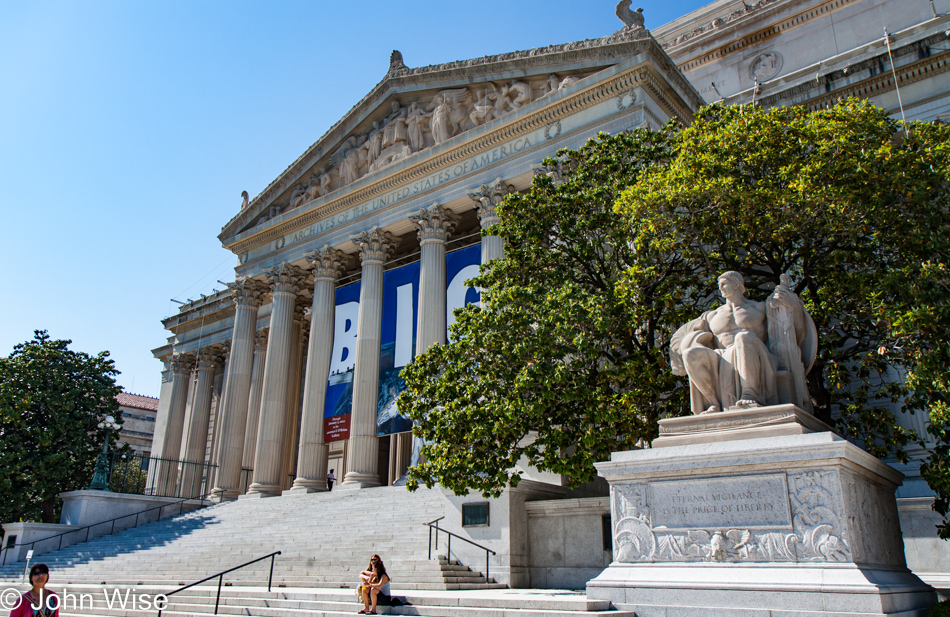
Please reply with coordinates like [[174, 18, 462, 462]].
[[670, 272, 818, 415], [268, 73, 588, 218]]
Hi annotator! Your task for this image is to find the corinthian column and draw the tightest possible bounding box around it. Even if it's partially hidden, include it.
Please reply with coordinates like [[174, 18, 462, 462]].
[[342, 227, 396, 488], [210, 277, 268, 502], [410, 203, 458, 352], [393, 204, 459, 481], [293, 246, 348, 492], [279, 304, 307, 489], [157, 353, 195, 496], [248, 262, 306, 496], [240, 328, 269, 489], [180, 347, 222, 497], [469, 178, 514, 263]]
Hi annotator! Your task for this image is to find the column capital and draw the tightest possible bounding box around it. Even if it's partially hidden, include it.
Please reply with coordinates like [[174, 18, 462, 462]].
[[468, 178, 514, 228], [352, 227, 397, 266], [255, 328, 269, 353], [266, 262, 307, 295], [196, 349, 218, 370], [409, 203, 458, 245], [307, 245, 349, 282], [228, 277, 269, 308], [293, 302, 308, 324], [170, 353, 196, 375]]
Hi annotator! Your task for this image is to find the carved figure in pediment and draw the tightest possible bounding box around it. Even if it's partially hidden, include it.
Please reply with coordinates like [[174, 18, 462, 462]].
[[559, 76, 580, 91], [366, 121, 383, 166], [469, 88, 495, 127], [540, 74, 561, 98], [508, 80, 532, 108], [289, 184, 308, 209], [670, 271, 817, 415], [341, 147, 362, 185], [406, 102, 429, 152], [429, 90, 468, 145]]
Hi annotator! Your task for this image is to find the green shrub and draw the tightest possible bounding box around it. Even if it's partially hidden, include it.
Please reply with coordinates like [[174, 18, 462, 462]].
[[930, 599, 950, 617]]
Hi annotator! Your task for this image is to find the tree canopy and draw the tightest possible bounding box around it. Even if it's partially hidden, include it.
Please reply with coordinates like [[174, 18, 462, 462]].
[[0, 331, 121, 523], [400, 99, 950, 536]]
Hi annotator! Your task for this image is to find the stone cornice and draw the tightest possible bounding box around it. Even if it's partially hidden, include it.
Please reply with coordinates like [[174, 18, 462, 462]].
[[668, 0, 855, 74], [757, 45, 950, 110], [223, 60, 698, 257], [220, 34, 700, 242]]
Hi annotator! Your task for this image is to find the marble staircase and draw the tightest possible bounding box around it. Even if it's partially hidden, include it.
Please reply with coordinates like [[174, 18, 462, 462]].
[[0, 486, 633, 616], [0, 486, 497, 591]]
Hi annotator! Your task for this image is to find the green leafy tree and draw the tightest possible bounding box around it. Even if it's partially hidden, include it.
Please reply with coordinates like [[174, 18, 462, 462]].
[[400, 127, 701, 496], [401, 99, 950, 538], [0, 331, 121, 523], [620, 100, 950, 535]]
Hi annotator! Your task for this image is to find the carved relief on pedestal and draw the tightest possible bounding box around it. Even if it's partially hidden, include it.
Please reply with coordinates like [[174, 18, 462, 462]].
[[409, 203, 458, 245], [612, 470, 852, 565], [352, 227, 397, 266]]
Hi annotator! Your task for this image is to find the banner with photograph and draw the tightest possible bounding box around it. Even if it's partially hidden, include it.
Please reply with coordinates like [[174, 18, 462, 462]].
[[323, 280, 361, 442], [323, 244, 481, 442]]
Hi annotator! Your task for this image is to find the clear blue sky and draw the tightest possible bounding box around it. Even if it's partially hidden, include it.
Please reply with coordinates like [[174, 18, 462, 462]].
[[0, 0, 709, 398]]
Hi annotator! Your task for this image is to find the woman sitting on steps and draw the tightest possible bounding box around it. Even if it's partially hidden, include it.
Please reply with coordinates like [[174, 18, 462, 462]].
[[359, 556, 391, 615]]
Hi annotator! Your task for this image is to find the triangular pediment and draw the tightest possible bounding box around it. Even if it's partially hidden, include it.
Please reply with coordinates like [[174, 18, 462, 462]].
[[220, 27, 701, 243]]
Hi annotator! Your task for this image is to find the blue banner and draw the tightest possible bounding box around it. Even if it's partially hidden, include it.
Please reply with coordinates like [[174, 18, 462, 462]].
[[323, 244, 481, 441]]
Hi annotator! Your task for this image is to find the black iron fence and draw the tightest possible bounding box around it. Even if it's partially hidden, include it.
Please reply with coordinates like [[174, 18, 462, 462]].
[[110, 452, 217, 499]]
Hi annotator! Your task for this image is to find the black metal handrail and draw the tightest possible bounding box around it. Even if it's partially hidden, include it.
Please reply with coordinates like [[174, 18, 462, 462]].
[[157, 550, 281, 616], [0, 493, 211, 566], [424, 517, 496, 583]]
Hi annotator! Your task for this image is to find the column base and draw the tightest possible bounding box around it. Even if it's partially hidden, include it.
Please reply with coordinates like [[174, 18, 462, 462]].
[[244, 482, 281, 497], [340, 471, 381, 489], [209, 488, 239, 503], [289, 478, 328, 493]]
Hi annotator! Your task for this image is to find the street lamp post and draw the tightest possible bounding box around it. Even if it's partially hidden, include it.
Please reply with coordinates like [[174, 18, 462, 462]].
[[88, 414, 122, 491]]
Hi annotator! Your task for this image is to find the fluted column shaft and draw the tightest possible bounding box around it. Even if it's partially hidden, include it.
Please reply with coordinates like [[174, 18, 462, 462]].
[[248, 263, 306, 496], [210, 278, 267, 502], [343, 228, 396, 488], [294, 247, 348, 491], [157, 354, 194, 496], [180, 350, 219, 497], [279, 309, 306, 489], [398, 204, 459, 482], [241, 329, 268, 482]]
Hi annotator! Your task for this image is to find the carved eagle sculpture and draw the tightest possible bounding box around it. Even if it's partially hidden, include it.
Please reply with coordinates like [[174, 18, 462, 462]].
[[616, 1, 645, 30]]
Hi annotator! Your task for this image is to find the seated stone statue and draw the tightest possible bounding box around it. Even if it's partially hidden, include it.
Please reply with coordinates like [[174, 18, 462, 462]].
[[670, 271, 817, 415]]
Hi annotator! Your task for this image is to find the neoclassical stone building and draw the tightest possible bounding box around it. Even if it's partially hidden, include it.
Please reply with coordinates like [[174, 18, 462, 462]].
[[150, 0, 949, 587]]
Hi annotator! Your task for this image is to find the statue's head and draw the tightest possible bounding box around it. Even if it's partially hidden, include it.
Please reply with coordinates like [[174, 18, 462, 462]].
[[717, 271, 746, 297]]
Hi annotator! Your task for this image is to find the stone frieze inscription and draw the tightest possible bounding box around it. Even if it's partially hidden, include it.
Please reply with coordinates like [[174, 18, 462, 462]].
[[650, 475, 792, 530]]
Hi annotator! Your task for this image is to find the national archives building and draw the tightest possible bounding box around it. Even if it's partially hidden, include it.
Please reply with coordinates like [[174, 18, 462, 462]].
[[148, 0, 950, 587]]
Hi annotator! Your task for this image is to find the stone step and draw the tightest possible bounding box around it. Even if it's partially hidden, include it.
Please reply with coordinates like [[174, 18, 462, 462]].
[[50, 585, 631, 617]]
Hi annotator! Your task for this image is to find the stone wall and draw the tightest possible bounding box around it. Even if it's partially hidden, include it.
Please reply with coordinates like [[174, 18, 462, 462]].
[[526, 497, 611, 589]]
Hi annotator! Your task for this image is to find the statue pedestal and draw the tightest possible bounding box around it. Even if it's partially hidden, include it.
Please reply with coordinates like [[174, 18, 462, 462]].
[[587, 426, 936, 616], [652, 403, 832, 448]]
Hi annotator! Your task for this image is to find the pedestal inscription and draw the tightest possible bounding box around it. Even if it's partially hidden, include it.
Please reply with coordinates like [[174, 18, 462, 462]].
[[650, 474, 791, 529], [612, 469, 851, 564]]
